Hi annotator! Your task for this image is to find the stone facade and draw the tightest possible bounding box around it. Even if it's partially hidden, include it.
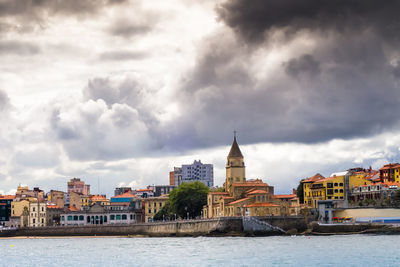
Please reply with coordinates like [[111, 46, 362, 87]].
[[204, 135, 291, 218]]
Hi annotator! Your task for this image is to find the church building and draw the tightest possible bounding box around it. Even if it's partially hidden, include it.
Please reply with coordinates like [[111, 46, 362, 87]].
[[203, 135, 298, 218]]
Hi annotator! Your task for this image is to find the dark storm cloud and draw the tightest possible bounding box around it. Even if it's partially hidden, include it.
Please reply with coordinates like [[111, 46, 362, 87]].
[[284, 54, 320, 78], [98, 50, 148, 61], [0, 40, 40, 55], [158, 0, 400, 150], [216, 0, 400, 44]]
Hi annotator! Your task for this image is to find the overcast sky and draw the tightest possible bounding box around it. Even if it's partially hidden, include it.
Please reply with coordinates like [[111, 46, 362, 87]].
[[1, 0, 400, 196]]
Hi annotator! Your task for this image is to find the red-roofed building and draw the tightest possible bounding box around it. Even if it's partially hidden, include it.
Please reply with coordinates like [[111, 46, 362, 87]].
[[379, 163, 400, 183], [204, 135, 288, 218]]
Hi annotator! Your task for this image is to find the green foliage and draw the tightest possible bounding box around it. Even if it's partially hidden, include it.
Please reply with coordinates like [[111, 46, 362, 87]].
[[358, 201, 363, 207], [154, 202, 173, 221], [169, 181, 209, 219], [296, 180, 304, 204], [153, 181, 210, 220], [370, 199, 377, 207]]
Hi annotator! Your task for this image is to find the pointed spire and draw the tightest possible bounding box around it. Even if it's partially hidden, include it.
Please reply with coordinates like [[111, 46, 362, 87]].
[[228, 131, 243, 158]]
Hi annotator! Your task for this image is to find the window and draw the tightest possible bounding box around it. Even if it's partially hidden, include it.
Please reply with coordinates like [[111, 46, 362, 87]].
[[104, 216, 107, 223], [334, 197, 338, 199], [340, 196, 343, 199], [61, 216, 65, 221], [122, 215, 127, 220], [339, 189, 344, 193], [116, 215, 121, 220], [110, 215, 115, 220], [68, 216, 72, 221], [87, 216, 90, 223], [327, 189, 333, 195], [130, 214, 133, 220], [334, 183, 338, 187], [41, 218, 44, 224], [327, 183, 333, 188], [339, 183, 343, 186], [334, 189, 338, 193], [73, 215, 78, 221], [42, 207, 44, 212], [33, 207, 35, 212], [33, 219, 35, 224], [79, 215, 84, 221], [159, 202, 162, 207]]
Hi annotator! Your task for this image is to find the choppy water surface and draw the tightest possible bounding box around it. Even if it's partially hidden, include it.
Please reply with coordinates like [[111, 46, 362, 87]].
[[1, 235, 400, 266]]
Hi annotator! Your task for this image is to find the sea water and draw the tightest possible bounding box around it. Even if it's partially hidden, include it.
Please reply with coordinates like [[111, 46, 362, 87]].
[[1, 235, 399, 266]]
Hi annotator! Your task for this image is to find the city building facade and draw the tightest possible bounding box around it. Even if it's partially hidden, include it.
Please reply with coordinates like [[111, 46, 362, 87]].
[[67, 178, 90, 195]]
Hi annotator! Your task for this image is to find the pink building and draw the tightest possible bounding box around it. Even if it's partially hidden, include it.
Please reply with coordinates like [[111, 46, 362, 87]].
[[67, 178, 90, 195]]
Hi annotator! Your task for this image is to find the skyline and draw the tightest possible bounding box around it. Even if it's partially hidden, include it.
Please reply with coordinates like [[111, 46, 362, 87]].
[[1, 0, 400, 196]]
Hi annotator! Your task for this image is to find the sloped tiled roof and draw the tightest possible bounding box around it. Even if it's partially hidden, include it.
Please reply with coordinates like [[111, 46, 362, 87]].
[[302, 173, 325, 183], [247, 190, 268, 195], [228, 197, 250, 205], [273, 194, 296, 199], [245, 202, 279, 207], [112, 192, 136, 198]]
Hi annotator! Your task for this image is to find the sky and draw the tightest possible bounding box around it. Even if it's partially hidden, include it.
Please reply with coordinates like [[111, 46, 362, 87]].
[[1, 0, 400, 196]]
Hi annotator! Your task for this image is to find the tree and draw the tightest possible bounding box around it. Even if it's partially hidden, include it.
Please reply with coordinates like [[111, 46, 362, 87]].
[[296, 180, 305, 204], [169, 181, 209, 219], [154, 202, 173, 221]]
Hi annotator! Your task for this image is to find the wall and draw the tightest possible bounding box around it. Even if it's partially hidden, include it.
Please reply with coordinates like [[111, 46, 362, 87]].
[[2, 216, 308, 237], [334, 208, 400, 218]]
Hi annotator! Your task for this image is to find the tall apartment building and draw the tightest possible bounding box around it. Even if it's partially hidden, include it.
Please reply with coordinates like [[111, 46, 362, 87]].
[[67, 178, 90, 195], [172, 160, 214, 187]]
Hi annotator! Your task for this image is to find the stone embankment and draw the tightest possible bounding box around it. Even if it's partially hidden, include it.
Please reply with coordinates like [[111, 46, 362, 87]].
[[307, 221, 400, 235], [0, 216, 309, 237]]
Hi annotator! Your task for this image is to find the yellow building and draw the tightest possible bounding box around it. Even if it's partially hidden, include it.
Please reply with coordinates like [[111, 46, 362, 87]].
[[204, 135, 288, 218], [302, 173, 325, 207], [144, 195, 169, 222], [81, 195, 90, 207], [90, 195, 110, 206], [11, 199, 30, 217], [304, 169, 372, 208]]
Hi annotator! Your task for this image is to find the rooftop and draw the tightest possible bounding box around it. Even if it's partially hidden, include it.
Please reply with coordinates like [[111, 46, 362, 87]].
[[302, 173, 325, 183], [245, 202, 279, 207], [273, 194, 297, 199]]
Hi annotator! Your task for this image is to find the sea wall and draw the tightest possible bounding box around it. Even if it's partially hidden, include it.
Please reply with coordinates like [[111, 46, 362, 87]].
[[258, 216, 310, 232], [9, 217, 244, 237], [1, 216, 307, 237]]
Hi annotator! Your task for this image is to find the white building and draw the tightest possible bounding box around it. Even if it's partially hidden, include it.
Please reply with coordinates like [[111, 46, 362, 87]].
[[29, 202, 47, 227], [174, 160, 214, 187]]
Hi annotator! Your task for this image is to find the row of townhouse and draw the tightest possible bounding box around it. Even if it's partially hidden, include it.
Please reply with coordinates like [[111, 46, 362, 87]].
[[302, 163, 400, 209]]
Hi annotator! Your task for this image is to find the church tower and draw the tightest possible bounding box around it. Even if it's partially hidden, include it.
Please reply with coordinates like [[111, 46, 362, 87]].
[[225, 133, 246, 193]]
